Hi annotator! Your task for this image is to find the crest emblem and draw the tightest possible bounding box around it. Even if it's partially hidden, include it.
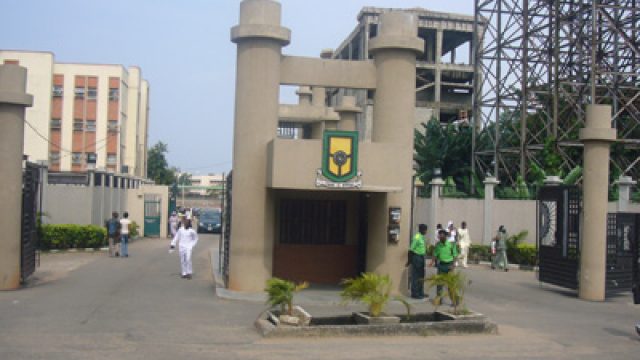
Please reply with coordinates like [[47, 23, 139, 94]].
[[321, 130, 359, 183]]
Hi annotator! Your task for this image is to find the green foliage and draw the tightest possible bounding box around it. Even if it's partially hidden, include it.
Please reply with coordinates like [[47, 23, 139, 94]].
[[539, 137, 563, 177], [129, 221, 140, 239], [469, 245, 490, 261], [147, 141, 177, 185], [265, 278, 308, 316], [563, 166, 582, 185], [507, 243, 537, 266], [177, 172, 193, 186], [414, 119, 472, 191], [507, 230, 528, 246], [425, 271, 470, 315], [442, 176, 469, 198], [341, 272, 410, 318], [632, 190, 640, 203], [40, 224, 107, 250]]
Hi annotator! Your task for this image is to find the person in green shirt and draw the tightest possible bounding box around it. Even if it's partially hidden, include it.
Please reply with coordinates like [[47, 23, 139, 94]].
[[409, 224, 428, 299], [429, 229, 458, 298]]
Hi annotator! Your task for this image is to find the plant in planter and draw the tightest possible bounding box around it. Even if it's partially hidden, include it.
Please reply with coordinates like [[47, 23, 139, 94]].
[[264, 277, 309, 326], [425, 271, 471, 315], [340, 272, 411, 323]]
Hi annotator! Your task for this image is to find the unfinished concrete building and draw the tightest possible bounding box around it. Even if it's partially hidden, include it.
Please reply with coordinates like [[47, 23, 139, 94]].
[[327, 7, 476, 140]]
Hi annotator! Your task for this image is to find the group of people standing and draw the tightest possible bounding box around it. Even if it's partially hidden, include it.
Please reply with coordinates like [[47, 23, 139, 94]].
[[409, 220, 471, 300], [105, 212, 132, 258]]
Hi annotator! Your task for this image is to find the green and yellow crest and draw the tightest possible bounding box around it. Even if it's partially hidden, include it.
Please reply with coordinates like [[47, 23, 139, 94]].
[[322, 130, 359, 182]]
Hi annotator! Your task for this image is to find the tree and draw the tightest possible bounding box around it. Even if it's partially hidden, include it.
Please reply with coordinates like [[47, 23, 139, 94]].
[[177, 172, 192, 186], [147, 142, 177, 185]]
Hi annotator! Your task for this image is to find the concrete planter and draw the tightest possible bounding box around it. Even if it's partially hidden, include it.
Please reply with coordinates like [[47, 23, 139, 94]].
[[266, 305, 312, 327], [353, 312, 400, 325], [255, 310, 497, 338]]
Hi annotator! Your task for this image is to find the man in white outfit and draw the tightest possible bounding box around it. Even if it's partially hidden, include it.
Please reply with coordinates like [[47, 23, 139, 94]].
[[170, 219, 199, 279], [457, 221, 472, 268]]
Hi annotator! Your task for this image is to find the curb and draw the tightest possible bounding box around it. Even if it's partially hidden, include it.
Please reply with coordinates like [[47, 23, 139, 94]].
[[44, 248, 109, 254]]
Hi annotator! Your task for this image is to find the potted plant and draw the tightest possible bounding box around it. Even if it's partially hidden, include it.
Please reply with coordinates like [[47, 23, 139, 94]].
[[425, 271, 473, 317], [340, 272, 410, 324], [264, 277, 310, 326]]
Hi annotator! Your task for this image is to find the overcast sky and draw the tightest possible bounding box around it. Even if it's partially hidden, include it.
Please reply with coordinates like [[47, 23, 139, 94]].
[[1, 0, 474, 175]]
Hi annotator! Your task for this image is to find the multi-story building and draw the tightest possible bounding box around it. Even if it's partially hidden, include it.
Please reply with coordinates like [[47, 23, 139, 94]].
[[0, 50, 149, 176], [328, 7, 476, 140]]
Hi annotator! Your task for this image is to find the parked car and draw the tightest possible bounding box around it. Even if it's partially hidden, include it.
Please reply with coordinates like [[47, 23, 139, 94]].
[[198, 209, 222, 234]]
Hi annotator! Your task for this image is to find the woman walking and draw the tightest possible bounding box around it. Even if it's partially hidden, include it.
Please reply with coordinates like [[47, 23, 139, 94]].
[[492, 225, 509, 271], [170, 219, 199, 279]]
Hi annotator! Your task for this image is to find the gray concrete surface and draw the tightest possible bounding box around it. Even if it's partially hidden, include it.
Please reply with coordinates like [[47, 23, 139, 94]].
[[1, 234, 639, 359]]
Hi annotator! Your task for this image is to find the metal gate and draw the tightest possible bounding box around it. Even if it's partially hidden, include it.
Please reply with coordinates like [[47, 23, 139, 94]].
[[606, 213, 639, 294], [144, 194, 161, 237], [220, 172, 232, 287], [21, 162, 41, 282], [537, 186, 581, 289]]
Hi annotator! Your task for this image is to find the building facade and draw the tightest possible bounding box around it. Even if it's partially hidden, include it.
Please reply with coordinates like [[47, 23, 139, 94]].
[[0, 50, 149, 176], [329, 7, 476, 140]]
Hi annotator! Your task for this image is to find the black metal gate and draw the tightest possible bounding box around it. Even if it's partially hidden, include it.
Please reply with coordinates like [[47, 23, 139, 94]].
[[220, 172, 232, 287], [21, 162, 41, 283], [606, 213, 639, 294], [537, 186, 581, 289]]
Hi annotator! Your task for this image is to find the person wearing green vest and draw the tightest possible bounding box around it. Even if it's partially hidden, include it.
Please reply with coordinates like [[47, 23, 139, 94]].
[[409, 224, 428, 299], [429, 229, 458, 298]]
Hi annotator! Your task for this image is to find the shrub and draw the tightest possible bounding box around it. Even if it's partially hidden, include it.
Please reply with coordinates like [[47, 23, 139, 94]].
[[341, 272, 410, 318], [425, 271, 471, 315], [40, 224, 107, 250], [469, 245, 491, 261], [129, 221, 140, 239], [265, 277, 308, 316], [508, 243, 537, 266]]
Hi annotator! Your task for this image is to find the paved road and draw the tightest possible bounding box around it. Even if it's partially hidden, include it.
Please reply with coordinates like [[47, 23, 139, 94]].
[[0, 235, 638, 359]]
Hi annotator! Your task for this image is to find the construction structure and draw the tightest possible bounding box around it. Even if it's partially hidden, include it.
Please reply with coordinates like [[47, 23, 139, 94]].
[[284, 7, 477, 143], [226, 0, 423, 293], [0, 51, 150, 177], [473, 0, 640, 184]]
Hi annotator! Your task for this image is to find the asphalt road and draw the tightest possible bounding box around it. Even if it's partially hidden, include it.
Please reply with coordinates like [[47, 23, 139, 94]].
[[0, 235, 638, 359]]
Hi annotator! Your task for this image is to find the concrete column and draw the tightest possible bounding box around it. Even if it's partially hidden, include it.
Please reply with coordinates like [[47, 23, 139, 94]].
[[544, 176, 563, 186], [434, 29, 443, 121], [483, 177, 499, 245], [0, 65, 33, 290], [296, 86, 312, 107], [579, 104, 616, 301], [230, 0, 290, 291], [367, 12, 423, 294], [429, 177, 445, 243], [616, 176, 636, 213], [335, 95, 362, 131]]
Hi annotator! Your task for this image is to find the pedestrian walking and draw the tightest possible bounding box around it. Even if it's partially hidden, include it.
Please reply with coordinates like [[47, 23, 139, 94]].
[[458, 221, 471, 268], [409, 224, 428, 299], [492, 225, 509, 271], [105, 212, 121, 257], [169, 211, 179, 238], [434, 224, 442, 245], [429, 229, 458, 298], [170, 219, 199, 279], [119, 212, 132, 258], [447, 221, 457, 243]]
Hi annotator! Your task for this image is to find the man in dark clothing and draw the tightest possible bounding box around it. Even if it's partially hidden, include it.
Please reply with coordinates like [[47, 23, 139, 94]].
[[105, 212, 121, 257]]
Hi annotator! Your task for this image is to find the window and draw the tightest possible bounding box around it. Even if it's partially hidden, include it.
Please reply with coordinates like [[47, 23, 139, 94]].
[[49, 152, 60, 164], [107, 120, 118, 132], [52, 85, 63, 97], [73, 119, 84, 131], [50, 119, 61, 129], [85, 120, 96, 132], [106, 153, 117, 164], [109, 88, 119, 101], [74, 87, 85, 99], [87, 87, 97, 100], [71, 152, 83, 164]]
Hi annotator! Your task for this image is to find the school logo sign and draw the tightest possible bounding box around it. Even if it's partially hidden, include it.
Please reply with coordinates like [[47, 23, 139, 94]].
[[316, 130, 362, 188]]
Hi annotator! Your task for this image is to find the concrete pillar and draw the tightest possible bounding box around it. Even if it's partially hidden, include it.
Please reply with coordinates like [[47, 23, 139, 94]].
[[367, 12, 423, 294], [429, 177, 445, 243], [0, 64, 33, 290], [578, 104, 616, 301], [296, 86, 312, 107], [434, 29, 443, 121], [483, 177, 499, 245], [335, 96, 362, 131], [230, 0, 290, 291], [616, 176, 636, 213], [544, 176, 563, 186]]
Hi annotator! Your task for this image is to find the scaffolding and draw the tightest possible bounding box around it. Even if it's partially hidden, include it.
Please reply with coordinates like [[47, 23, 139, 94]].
[[473, 0, 640, 184]]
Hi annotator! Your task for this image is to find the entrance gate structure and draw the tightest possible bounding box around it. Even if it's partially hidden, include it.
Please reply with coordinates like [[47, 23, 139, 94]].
[[538, 185, 640, 296], [144, 194, 162, 237], [20, 162, 42, 283], [537, 185, 581, 290]]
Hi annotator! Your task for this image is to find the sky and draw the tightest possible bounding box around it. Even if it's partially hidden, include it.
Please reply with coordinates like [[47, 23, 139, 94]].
[[1, 0, 474, 175]]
